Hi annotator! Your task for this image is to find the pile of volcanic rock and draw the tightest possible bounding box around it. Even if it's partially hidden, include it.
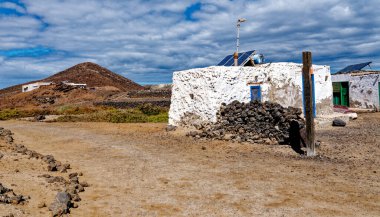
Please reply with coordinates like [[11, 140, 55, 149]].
[[187, 100, 305, 144]]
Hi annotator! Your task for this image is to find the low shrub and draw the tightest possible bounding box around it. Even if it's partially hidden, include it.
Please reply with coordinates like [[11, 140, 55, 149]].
[[54, 108, 168, 123], [138, 103, 161, 116], [0, 109, 21, 120]]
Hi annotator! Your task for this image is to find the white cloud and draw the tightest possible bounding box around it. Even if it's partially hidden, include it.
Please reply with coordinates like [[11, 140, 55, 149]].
[[0, 0, 379, 88], [0, 2, 26, 13]]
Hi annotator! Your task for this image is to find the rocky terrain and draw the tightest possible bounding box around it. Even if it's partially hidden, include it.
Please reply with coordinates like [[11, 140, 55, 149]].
[[0, 113, 379, 216], [0, 127, 88, 216]]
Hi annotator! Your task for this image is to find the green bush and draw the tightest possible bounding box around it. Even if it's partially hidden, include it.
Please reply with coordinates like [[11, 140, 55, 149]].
[[54, 108, 168, 123], [138, 103, 161, 116], [0, 109, 21, 120]]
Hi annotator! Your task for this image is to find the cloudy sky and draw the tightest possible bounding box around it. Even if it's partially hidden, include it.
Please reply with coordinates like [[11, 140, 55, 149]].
[[0, 0, 379, 88]]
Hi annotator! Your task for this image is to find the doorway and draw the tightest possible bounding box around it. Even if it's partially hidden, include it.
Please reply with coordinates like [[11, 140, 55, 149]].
[[332, 82, 349, 107], [250, 86, 261, 102]]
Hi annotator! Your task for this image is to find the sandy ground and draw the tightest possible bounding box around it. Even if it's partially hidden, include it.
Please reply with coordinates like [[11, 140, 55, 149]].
[[0, 113, 379, 217]]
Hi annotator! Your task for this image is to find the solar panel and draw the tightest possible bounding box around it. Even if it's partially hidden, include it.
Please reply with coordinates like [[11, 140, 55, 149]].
[[217, 55, 233, 66], [216, 50, 256, 66], [238, 50, 255, 66], [336, 62, 372, 74], [224, 55, 236, 66]]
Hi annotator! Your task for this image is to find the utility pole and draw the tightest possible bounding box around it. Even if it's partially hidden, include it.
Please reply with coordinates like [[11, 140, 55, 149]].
[[234, 18, 246, 66], [302, 51, 316, 156]]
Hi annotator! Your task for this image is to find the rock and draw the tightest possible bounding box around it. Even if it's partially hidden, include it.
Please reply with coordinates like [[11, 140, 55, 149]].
[[0, 153, 3, 159], [57, 163, 70, 173], [347, 113, 358, 120], [165, 125, 177, 132], [46, 176, 66, 184], [56, 192, 71, 204], [10, 195, 23, 204], [188, 101, 305, 145], [0, 183, 11, 194], [49, 192, 71, 216], [0, 129, 12, 136], [0, 183, 27, 205], [76, 184, 85, 193], [34, 115, 46, 121], [223, 134, 234, 140], [80, 181, 89, 187], [38, 202, 46, 208], [68, 173, 78, 179], [70, 176, 79, 184], [65, 185, 76, 195], [71, 194, 81, 202], [5, 136, 13, 144], [332, 118, 346, 127]]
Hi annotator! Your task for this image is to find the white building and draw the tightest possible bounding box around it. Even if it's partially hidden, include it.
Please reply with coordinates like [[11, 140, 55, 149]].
[[332, 68, 379, 111], [169, 63, 333, 126], [22, 82, 54, 92], [62, 81, 87, 88]]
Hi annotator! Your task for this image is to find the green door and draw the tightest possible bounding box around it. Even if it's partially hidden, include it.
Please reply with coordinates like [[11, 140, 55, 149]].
[[333, 83, 341, 105], [341, 82, 349, 107], [332, 82, 349, 107]]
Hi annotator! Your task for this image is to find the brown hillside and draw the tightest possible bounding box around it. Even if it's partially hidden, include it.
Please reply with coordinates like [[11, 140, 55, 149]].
[[0, 62, 143, 96], [43, 62, 143, 91]]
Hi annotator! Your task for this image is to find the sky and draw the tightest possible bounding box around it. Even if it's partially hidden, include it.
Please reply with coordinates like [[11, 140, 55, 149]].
[[0, 0, 379, 88]]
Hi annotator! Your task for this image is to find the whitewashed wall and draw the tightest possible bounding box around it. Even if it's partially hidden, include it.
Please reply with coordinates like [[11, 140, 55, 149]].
[[332, 73, 380, 110], [169, 63, 333, 126]]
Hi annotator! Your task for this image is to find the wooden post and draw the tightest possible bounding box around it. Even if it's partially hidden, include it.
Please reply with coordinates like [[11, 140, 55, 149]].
[[302, 51, 316, 156]]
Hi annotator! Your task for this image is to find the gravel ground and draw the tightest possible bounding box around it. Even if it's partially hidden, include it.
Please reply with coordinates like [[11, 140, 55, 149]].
[[0, 113, 379, 216]]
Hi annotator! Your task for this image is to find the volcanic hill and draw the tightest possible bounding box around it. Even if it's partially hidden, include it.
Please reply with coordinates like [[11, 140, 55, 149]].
[[43, 62, 143, 91], [0, 62, 143, 96]]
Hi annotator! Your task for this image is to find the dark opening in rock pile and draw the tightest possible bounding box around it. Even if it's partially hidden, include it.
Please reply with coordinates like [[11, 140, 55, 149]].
[[187, 100, 305, 144]]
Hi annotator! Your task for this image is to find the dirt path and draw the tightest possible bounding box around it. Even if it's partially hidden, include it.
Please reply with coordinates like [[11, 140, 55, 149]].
[[0, 113, 379, 216]]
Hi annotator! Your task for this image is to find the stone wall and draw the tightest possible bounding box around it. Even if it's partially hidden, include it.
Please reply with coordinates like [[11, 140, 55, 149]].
[[332, 72, 380, 110], [169, 63, 333, 126]]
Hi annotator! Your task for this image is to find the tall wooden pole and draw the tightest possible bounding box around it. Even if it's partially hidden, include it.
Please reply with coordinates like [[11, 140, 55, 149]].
[[302, 51, 316, 156]]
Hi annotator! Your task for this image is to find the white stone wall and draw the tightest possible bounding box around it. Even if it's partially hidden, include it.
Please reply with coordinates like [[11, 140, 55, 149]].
[[332, 73, 380, 110], [169, 63, 333, 126]]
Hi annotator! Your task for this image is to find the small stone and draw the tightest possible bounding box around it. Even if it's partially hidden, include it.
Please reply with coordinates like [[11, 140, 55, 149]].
[[68, 173, 78, 179], [71, 194, 81, 202], [55, 192, 71, 204], [201, 146, 206, 150], [34, 115, 46, 121], [80, 181, 89, 187], [15, 169, 19, 173], [332, 118, 346, 127], [38, 202, 46, 208], [165, 125, 177, 132], [72, 203, 78, 208]]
